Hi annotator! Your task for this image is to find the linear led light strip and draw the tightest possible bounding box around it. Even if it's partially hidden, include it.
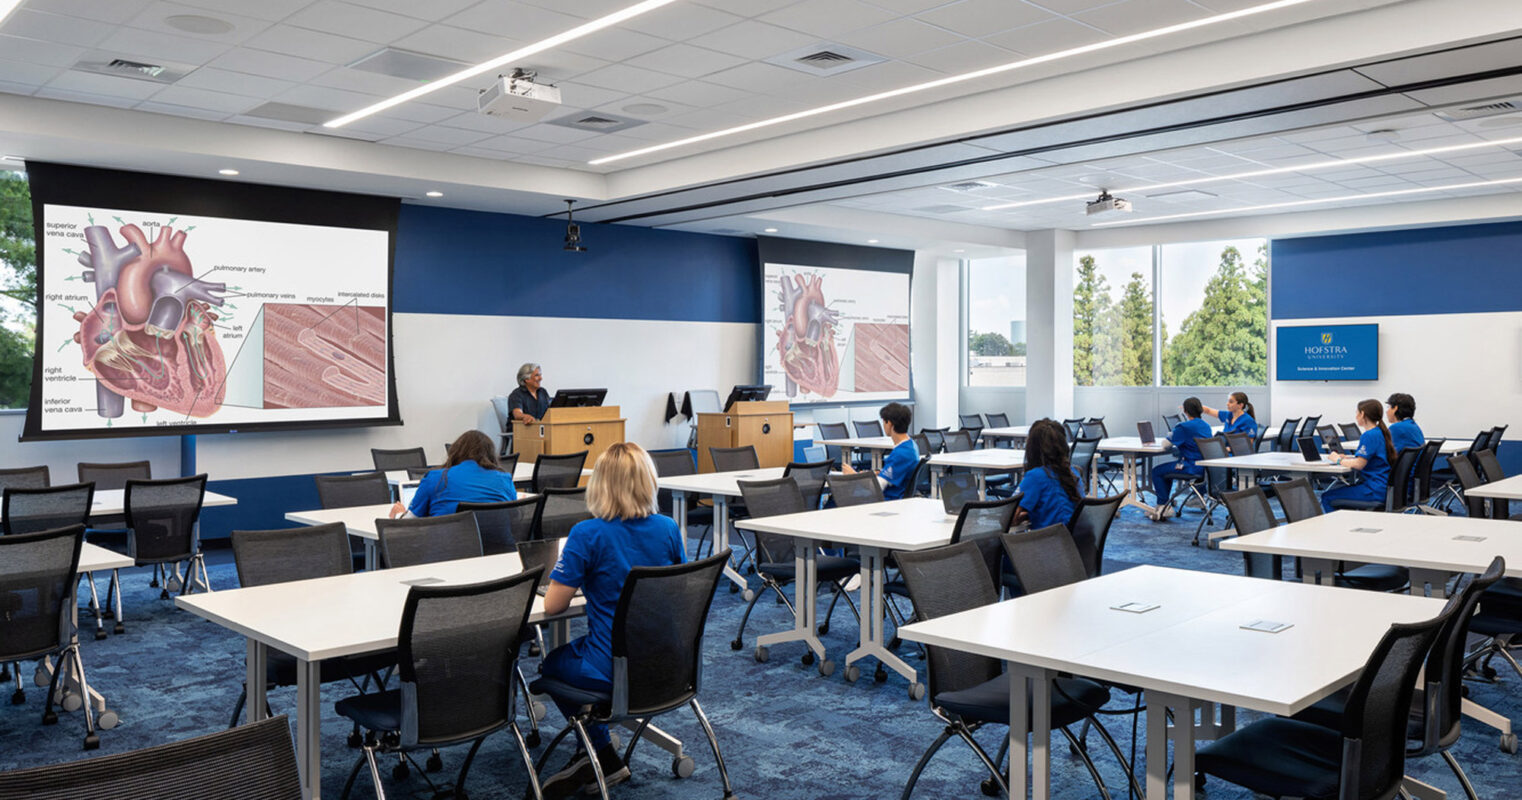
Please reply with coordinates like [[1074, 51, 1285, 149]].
[[981, 135, 1522, 211], [324, 0, 680, 129], [1088, 176, 1522, 226], [588, 0, 1320, 166]]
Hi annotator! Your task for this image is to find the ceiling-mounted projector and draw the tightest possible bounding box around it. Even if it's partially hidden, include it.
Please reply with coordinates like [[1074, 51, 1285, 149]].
[[1085, 191, 1133, 216], [478, 69, 561, 122]]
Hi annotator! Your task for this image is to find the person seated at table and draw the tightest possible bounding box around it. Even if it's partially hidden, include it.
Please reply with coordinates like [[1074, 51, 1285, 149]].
[[839, 401, 919, 500], [1385, 392, 1425, 452], [1321, 398, 1396, 513], [1014, 419, 1084, 529], [1201, 391, 1258, 438], [388, 430, 517, 518], [538, 442, 687, 799], [509, 362, 552, 426], [1150, 397, 1215, 519]]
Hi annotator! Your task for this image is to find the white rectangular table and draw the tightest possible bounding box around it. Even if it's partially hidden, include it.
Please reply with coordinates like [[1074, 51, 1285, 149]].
[[898, 565, 1447, 800], [656, 467, 787, 594], [1467, 473, 1522, 501], [1094, 437, 1173, 514], [286, 497, 538, 571], [90, 488, 237, 516], [816, 436, 896, 470], [737, 498, 960, 693], [979, 425, 1030, 444], [928, 449, 1024, 498], [1196, 451, 1352, 489], [178, 554, 581, 799], [382, 464, 590, 488]]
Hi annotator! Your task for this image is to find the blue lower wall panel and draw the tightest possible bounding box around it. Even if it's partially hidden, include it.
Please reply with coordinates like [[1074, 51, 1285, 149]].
[[201, 473, 330, 540]]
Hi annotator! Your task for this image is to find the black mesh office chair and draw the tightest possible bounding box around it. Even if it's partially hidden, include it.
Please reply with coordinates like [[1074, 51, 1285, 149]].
[[1298, 415, 1322, 441], [1281, 466, 1408, 592], [314, 472, 392, 570], [649, 449, 715, 556], [1220, 487, 1282, 579], [708, 446, 759, 473], [1339, 422, 1362, 441], [853, 420, 885, 438], [1060, 418, 1084, 442], [1195, 596, 1458, 800], [336, 570, 543, 800], [1274, 418, 1302, 452], [0, 465, 49, 495], [784, 460, 831, 510], [1068, 436, 1100, 493], [958, 414, 984, 447], [895, 539, 1139, 800], [729, 478, 859, 659], [1485, 424, 1508, 451], [123, 475, 210, 606], [0, 714, 301, 799], [532, 488, 592, 541], [458, 497, 538, 555], [985, 412, 1011, 428], [1066, 493, 1124, 578], [948, 497, 1019, 589], [405, 467, 433, 481], [943, 430, 974, 453], [1223, 432, 1253, 457], [1411, 439, 1445, 509], [0, 525, 96, 748], [376, 512, 483, 568], [1430, 432, 1491, 511], [910, 433, 932, 462], [911, 428, 940, 453], [531, 553, 737, 800], [815, 422, 850, 469], [1189, 437, 1232, 546], [371, 448, 427, 473], [1326, 447, 1420, 513], [1273, 477, 1321, 523], [1, 484, 110, 639], [227, 524, 396, 747], [1162, 413, 1182, 432], [531, 452, 588, 493], [828, 471, 884, 506], [77, 460, 149, 549]]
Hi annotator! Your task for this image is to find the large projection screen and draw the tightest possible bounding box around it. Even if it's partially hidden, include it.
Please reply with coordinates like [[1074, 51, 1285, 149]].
[[758, 238, 912, 404], [23, 163, 400, 441]]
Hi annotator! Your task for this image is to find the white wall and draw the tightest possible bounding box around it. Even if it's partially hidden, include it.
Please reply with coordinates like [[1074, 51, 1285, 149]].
[[1270, 311, 1520, 440]]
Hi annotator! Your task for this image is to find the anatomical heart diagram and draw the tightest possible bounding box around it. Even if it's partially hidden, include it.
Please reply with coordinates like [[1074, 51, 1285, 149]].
[[73, 224, 227, 418], [775, 271, 841, 398]]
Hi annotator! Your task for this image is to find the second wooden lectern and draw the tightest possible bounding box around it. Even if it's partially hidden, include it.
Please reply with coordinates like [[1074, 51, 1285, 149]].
[[514, 406, 625, 471], [695, 400, 793, 472]]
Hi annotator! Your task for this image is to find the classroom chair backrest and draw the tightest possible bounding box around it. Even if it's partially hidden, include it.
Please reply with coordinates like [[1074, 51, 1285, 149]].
[[76, 461, 151, 491], [1412, 439, 1444, 503], [610, 553, 729, 718], [1297, 415, 1321, 440], [1061, 419, 1084, 442], [1316, 425, 1341, 449], [0, 466, 49, 495], [1271, 477, 1321, 522], [957, 413, 984, 431], [1162, 413, 1182, 432], [371, 447, 427, 473], [853, 420, 884, 438], [531, 451, 588, 492], [783, 461, 831, 510], [1220, 488, 1280, 580], [939, 472, 981, 515], [124, 475, 208, 565], [1447, 456, 1489, 519], [736, 477, 807, 565], [908, 457, 933, 499], [2, 483, 94, 536], [1273, 419, 1301, 452], [405, 467, 433, 481], [951, 497, 1019, 587], [1194, 436, 1231, 493], [231, 523, 353, 587], [1251, 425, 1269, 454], [498, 453, 518, 477], [1419, 558, 1504, 757], [1223, 432, 1253, 457], [1081, 418, 1108, 438], [1485, 425, 1508, 452], [1388, 447, 1422, 510], [0, 525, 84, 663], [944, 430, 974, 453], [1069, 436, 1101, 477], [1340, 423, 1362, 441], [0, 714, 302, 800], [985, 412, 1011, 428], [708, 446, 759, 473], [457, 497, 538, 555], [1000, 525, 1086, 595], [649, 449, 696, 516], [376, 511, 483, 568], [894, 541, 1001, 699], [1473, 447, 1508, 483], [827, 471, 883, 507], [918, 428, 945, 453], [911, 433, 932, 460], [314, 472, 391, 509], [532, 487, 592, 540], [1065, 493, 1124, 579], [817, 421, 849, 441]]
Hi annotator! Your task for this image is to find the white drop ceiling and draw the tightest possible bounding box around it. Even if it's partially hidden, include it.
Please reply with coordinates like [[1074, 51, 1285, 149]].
[[2, 0, 1522, 251]]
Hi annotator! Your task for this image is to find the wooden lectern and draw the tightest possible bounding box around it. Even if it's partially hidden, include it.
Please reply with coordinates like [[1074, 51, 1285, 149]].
[[514, 406, 626, 472], [696, 400, 794, 472]]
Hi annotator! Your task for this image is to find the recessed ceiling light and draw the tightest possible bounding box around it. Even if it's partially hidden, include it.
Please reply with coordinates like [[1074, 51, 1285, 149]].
[[622, 103, 668, 116], [164, 14, 234, 35], [1089, 176, 1522, 227], [325, 0, 681, 128], [982, 133, 1522, 212], [218, 168, 239, 175], [426, 191, 444, 198], [867, 239, 879, 243], [763, 227, 778, 233], [589, 0, 1318, 165]]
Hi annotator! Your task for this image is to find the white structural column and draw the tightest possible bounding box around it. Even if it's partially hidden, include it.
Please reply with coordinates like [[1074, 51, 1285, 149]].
[[1025, 229, 1075, 422], [910, 253, 961, 430]]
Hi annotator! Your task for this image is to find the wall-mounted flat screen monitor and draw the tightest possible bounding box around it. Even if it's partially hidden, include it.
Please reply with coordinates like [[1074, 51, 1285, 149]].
[[1275, 323, 1378, 381]]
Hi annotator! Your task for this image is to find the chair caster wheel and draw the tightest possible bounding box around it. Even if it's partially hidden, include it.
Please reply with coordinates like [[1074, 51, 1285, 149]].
[[801, 651, 814, 666], [742, 589, 754, 602], [426, 753, 443, 772], [819, 659, 835, 677], [526, 731, 541, 748], [530, 701, 546, 721], [10, 689, 24, 705], [42, 710, 57, 725], [729, 583, 740, 594], [159, 589, 170, 600], [730, 638, 743, 651], [167, 577, 183, 592], [1482, 665, 1498, 679], [672, 755, 695, 778], [754, 646, 769, 663], [980, 775, 1005, 796], [62, 693, 82, 712], [844, 665, 860, 683], [94, 630, 108, 641], [909, 683, 925, 701], [113, 623, 125, 635], [392, 762, 410, 781], [34, 667, 48, 687], [97, 709, 120, 730], [874, 666, 888, 683], [348, 731, 364, 748], [1502, 733, 1518, 754], [101, 610, 114, 620], [817, 624, 829, 635], [745, 565, 755, 575], [84, 734, 100, 751], [1195, 772, 1206, 790], [889, 637, 902, 650]]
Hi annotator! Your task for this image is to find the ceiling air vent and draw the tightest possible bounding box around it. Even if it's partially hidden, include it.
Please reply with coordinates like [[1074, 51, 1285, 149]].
[[939, 180, 1000, 194], [1435, 99, 1522, 122], [71, 53, 192, 84], [765, 43, 884, 76], [349, 48, 468, 82], [545, 112, 646, 134]]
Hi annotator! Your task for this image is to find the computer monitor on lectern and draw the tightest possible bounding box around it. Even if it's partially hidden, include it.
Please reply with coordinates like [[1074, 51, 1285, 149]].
[[549, 388, 607, 408], [722, 384, 771, 412]]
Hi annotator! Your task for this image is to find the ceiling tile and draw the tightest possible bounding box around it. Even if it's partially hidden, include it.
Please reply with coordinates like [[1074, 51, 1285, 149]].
[[559, 27, 671, 62], [342, 115, 425, 137], [506, 123, 601, 145], [309, 67, 422, 96], [1073, 0, 1208, 36], [171, 0, 313, 22], [146, 83, 261, 112], [690, 0, 807, 18], [703, 61, 808, 93], [472, 134, 555, 154], [917, 0, 1054, 37], [373, 101, 459, 123], [386, 124, 491, 146], [45, 69, 169, 99], [377, 136, 454, 152], [981, 16, 1106, 56], [435, 110, 528, 133], [625, 43, 748, 79], [0, 60, 67, 87], [832, 59, 942, 93], [835, 18, 964, 59], [688, 20, 818, 60], [864, 0, 959, 13], [173, 66, 295, 96], [204, 47, 331, 81], [34, 86, 145, 108], [124, 2, 273, 45], [510, 0, 635, 19], [343, 0, 480, 21], [273, 82, 382, 113], [759, 0, 898, 39], [715, 94, 809, 119], [133, 100, 229, 120], [24, 0, 156, 25], [285, 1, 429, 44], [549, 81, 628, 109], [904, 39, 1017, 74], [223, 114, 312, 131], [574, 64, 685, 95], [244, 24, 378, 63], [96, 26, 233, 65], [2, 9, 119, 48], [0, 34, 88, 68], [1023, 0, 1115, 13], [623, 4, 746, 40], [389, 25, 517, 64], [517, 50, 612, 83], [645, 79, 752, 108], [443, 1, 581, 40]]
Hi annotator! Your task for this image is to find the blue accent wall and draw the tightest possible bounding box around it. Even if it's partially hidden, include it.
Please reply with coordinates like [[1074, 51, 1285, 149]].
[[393, 205, 758, 323], [1271, 220, 1522, 320]]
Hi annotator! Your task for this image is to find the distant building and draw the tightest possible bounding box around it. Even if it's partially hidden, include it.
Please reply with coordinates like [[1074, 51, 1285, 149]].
[[1009, 320, 1026, 346]]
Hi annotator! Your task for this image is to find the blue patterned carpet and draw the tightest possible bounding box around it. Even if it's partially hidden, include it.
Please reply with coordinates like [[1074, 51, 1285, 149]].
[[1, 504, 1519, 799]]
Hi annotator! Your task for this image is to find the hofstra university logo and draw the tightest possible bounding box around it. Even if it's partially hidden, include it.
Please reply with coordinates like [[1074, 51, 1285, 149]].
[[1304, 331, 1348, 359]]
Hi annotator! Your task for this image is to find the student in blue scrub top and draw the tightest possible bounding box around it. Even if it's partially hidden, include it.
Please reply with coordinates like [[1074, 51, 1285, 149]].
[[387, 430, 517, 518], [840, 402, 920, 499], [1015, 419, 1084, 530], [1201, 391, 1258, 438], [1385, 392, 1425, 453], [540, 442, 686, 799], [1150, 397, 1215, 519], [1321, 398, 1397, 513]]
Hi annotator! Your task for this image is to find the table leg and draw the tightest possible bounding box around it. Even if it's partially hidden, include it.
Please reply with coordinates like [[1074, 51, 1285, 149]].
[[246, 639, 268, 723], [363, 539, 376, 571], [1145, 692, 1199, 800], [755, 540, 827, 668], [672, 489, 690, 554], [1409, 568, 1452, 598], [714, 497, 747, 594], [1301, 557, 1337, 586], [844, 547, 917, 689], [930, 467, 942, 498], [296, 658, 322, 800], [1089, 455, 1100, 498], [1007, 664, 1053, 800], [871, 450, 884, 471], [975, 472, 986, 500], [1119, 452, 1161, 515]]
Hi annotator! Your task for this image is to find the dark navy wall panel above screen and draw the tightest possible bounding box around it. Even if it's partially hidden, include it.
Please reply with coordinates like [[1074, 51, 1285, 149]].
[[394, 204, 758, 323], [1271, 220, 1522, 319]]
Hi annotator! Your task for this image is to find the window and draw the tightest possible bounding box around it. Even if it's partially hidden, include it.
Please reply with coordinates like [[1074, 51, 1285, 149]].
[[0, 169, 33, 410], [1158, 239, 1268, 386], [1073, 247, 1153, 387], [963, 255, 1026, 387]]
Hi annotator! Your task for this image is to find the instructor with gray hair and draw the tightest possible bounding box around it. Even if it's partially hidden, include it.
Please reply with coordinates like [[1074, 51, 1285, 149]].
[[508, 362, 552, 425]]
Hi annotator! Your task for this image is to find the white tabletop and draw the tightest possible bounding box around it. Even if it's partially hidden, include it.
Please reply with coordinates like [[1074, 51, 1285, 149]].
[[655, 467, 787, 498], [1329, 439, 1467, 455], [736, 497, 959, 551], [1221, 510, 1522, 578], [91, 489, 237, 516], [1097, 436, 1171, 454], [898, 564, 1445, 715], [980, 426, 1030, 439], [1466, 474, 1522, 501], [1195, 451, 1352, 475], [176, 553, 577, 662], [384, 464, 589, 487], [286, 497, 538, 541], [79, 542, 133, 573], [928, 449, 1025, 469], [816, 436, 896, 451]]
